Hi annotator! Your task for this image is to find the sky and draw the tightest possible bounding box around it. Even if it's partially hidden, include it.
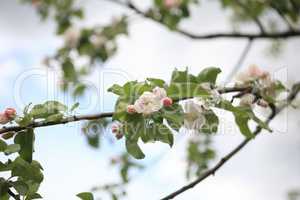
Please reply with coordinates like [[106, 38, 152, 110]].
[[0, 0, 300, 200]]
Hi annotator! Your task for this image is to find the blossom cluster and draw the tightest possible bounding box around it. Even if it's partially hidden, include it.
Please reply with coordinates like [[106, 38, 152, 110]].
[[236, 65, 274, 107], [0, 108, 16, 125], [64, 26, 108, 49], [127, 87, 173, 115]]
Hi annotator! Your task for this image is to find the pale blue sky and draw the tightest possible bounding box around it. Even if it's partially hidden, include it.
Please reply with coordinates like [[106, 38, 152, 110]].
[[0, 0, 300, 200]]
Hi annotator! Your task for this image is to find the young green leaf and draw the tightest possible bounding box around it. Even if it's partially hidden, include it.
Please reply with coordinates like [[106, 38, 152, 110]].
[[76, 192, 94, 200], [14, 129, 35, 163], [125, 139, 145, 159]]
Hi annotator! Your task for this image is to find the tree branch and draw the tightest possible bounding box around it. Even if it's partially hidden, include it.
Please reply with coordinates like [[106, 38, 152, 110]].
[[106, 0, 300, 40], [0, 86, 251, 135], [160, 82, 300, 200], [0, 112, 114, 135], [7, 189, 20, 200]]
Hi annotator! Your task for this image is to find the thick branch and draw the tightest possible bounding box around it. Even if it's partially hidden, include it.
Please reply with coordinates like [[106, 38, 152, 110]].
[[0, 86, 250, 135], [160, 82, 300, 200], [0, 112, 114, 135], [108, 0, 300, 40]]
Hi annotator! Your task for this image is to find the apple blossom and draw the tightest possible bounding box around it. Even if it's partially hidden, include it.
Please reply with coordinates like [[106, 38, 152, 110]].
[[127, 105, 136, 114], [134, 92, 162, 115], [64, 27, 81, 48], [182, 99, 207, 130], [236, 65, 270, 84], [152, 87, 167, 100], [90, 34, 107, 48], [111, 122, 124, 139], [5, 108, 16, 119], [162, 97, 173, 107], [239, 94, 256, 107]]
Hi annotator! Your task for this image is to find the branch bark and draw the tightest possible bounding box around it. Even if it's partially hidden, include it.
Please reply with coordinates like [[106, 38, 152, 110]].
[[160, 82, 300, 200]]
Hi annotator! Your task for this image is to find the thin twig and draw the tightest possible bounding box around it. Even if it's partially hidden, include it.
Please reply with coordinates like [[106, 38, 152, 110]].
[[7, 189, 20, 200], [160, 82, 300, 200]]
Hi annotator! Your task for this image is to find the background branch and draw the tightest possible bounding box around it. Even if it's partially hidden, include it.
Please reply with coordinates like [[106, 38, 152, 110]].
[[160, 82, 300, 200], [106, 0, 300, 40]]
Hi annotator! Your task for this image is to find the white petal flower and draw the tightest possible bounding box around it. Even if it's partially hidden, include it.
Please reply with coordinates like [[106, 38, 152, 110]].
[[152, 87, 167, 100], [90, 34, 107, 48], [182, 99, 206, 130], [134, 92, 162, 115], [64, 27, 81, 48], [239, 94, 256, 107]]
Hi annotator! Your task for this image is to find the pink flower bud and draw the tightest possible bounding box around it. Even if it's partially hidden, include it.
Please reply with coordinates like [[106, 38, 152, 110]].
[[162, 97, 173, 107], [111, 124, 119, 133], [127, 105, 136, 114], [4, 108, 16, 119], [164, 0, 181, 9]]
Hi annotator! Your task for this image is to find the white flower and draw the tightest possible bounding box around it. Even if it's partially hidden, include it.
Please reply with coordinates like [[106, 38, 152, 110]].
[[134, 92, 162, 115], [152, 87, 167, 100], [64, 27, 81, 48], [239, 94, 256, 107], [90, 34, 106, 48], [182, 99, 207, 130], [235, 65, 271, 85]]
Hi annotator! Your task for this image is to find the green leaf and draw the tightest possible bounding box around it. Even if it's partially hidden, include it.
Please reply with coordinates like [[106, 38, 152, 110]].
[[25, 193, 42, 200], [234, 111, 253, 138], [12, 181, 29, 195], [167, 82, 209, 100], [14, 129, 35, 163], [200, 110, 219, 134], [0, 139, 7, 152], [146, 78, 165, 87], [70, 102, 80, 111], [125, 139, 145, 159], [62, 59, 77, 81], [149, 124, 174, 147], [73, 83, 86, 97], [161, 103, 184, 131], [4, 144, 21, 155], [171, 68, 198, 83], [108, 84, 124, 96], [216, 100, 269, 138], [45, 113, 64, 123], [76, 192, 94, 200], [44, 101, 67, 112], [197, 67, 221, 84], [11, 157, 44, 184]]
